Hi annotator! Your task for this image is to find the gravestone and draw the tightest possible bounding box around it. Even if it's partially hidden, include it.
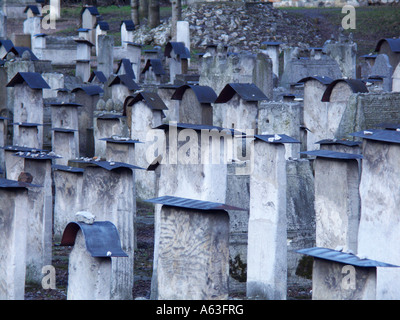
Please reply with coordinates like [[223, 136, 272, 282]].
[[246, 134, 299, 300], [369, 54, 393, 92], [61, 221, 128, 300], [97, 35, 114, 79]]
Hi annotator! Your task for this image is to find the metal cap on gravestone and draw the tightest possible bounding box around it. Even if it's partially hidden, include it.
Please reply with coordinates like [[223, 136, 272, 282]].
[[214, 83, 269, 103], [108, 74, 141, 91], [61, 221, 128, 258], [350, 129, 400, 144], [6, 72, 50, 89], [321, 79, 368, 102], [88, 71, 108, 84], [69, 158, 144, 171], [300, 149, 363, 160], [116, 58, 136, 80], [141, 59, 166, 76], [145, 195, 246, 212], [171, 84, 218, 104], [164, 42, 190, 60]]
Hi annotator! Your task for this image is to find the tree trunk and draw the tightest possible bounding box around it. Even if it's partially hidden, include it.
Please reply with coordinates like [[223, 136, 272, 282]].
[[139, 0, 148, 23], [131, 0, 139, 26], [171, 0, 181, 41], [148, 0, 160, 29]]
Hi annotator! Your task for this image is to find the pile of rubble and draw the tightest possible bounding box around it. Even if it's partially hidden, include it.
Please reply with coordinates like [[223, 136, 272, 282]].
[[131, 2, 323, 52]]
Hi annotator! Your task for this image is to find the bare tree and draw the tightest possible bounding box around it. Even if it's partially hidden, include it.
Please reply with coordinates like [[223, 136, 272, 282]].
[[171, 0, 181, 40], [131, 0, 139, 25], [148, 0, 160, 29]]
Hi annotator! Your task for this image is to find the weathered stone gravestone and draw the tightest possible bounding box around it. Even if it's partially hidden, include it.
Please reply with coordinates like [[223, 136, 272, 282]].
[[72, 85, 104, 157], [351, 129, 400, 299], [200, 51, 273, 102], [50, 102, 81, 165], [374, 38, 400, 74], [320, 79, 368, 140], [125, 43, 142, 81], [12, 151, 60, 284], [95, 21, 109, 56], [97, 35, 114, 79], [260, 41, 281, 79], [120, 20, 135, 48], [214, 83, 268, 131], [246, 134, 300, 300], [93, 114, 128, 160], [0, 10, 7, 39], [61, 220, 128, 300], [297, 247, 399, 300], [280, 47, 342, 89], [156, 84, 180, 123], [0, 178, 37, 300], [171, 84, 217, 125], [358, 54, 377, 80], [141, 59, 166, 85], [75, 39, 94, 83], [257, 99, 303, 159], [316, 138, 361, 154], [147, 196, 243, 300], [6, 72, 50, 150], [81, 6, 99, 45], [301, 150, 362, 253], [52, 164, 84, 242], [69, 159, 142, 300], [369, 54, 393, 92], [296, 76, 334, 151], [124, 92, 167, 199], [164, 41, 190, 84]]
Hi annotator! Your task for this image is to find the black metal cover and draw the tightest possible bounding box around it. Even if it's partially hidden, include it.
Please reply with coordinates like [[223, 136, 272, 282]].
[[61, 221, 128, 258], [71, 85, 104, 96], [116, 58, 136, 79], [164, 42, 190, 59], [145, 195, 246, 212], [1, 145, 48, 153], [316, 139, 361, 147], [108, 75, 141, 91], [297, 76, 334, 86], [121, 20, 135, 31], [69, 159, 144, 171], [155, 122, 239, 136], [52, 164, 84, 173], [88, 71, 108, 83], [141, 59, 166, 76], [127, 91, 168, 110], [6, 72, 50, 89], [8, 47, 39, 61], [0, 178, 41, 189], [81, 6, 100, 16], [96, 21, 110, 31], [100, 137, 142, 144], [351, 129, 400, 144], [214, 83, 269, 103], [0, 39, 14, 53], [24, 5, 40, 14], [301, 150, 362, 160], [297, 247, 398, 268], [74, 38, 95, 47], [52, 128, 77, 133], [376, 122, 400, 130], [171, 85, 218, 104], [11, 122, 44, 127], [375, 38, 400, 53], [95, 113, 125, 120], [321, 79, 368, 102], [49, 102, 82, 108]]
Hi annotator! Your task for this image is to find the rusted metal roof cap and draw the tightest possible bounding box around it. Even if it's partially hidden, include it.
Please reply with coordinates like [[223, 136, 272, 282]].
[[164, 42, 190, 59], [145, 195, 246, 212], [215, 83, 269, 103], [6, 72, 50, 89], [351, 129, 400, 144], [296, 76, 334, 86], [128, 91, 168, 110], [141, 59, 166, 76], [301, 150, 363, 160], [321, 79, 368, 102], [297, 247, 398, 268], [171, 85, 218, 104], [108, 75, 141, 91], [254, 134, 300, 144], [375, 38, 400, 53], [61, 221, 128, 258]]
